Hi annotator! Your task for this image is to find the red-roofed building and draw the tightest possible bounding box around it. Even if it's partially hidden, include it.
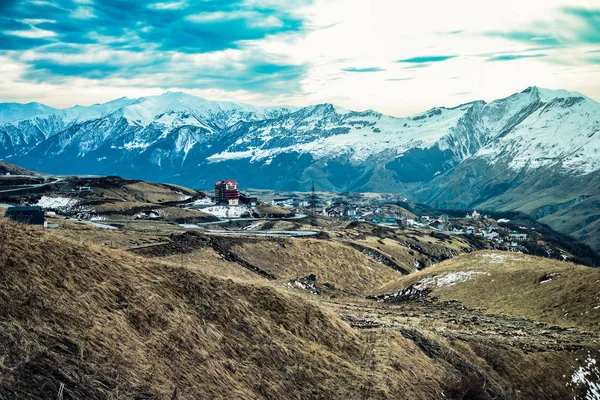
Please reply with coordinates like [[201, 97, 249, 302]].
[[214, 180, 240, 205]]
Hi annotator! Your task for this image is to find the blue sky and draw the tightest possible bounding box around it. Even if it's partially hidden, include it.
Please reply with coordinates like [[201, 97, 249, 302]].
[[0, 0, 599, 115]]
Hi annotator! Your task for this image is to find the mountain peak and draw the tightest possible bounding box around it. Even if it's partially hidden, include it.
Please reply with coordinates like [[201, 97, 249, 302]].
[[523, 86, 586, 101]]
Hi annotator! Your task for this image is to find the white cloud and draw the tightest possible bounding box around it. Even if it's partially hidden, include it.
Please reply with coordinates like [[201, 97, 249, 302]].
[[1, 0, 600, 115]]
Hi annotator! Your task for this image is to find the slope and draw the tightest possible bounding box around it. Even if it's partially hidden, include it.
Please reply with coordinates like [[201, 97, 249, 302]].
[[377, 251, 600, 331], [0, 218, 455, 400]]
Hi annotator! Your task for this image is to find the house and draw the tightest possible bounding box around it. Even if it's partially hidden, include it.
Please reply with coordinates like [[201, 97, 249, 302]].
[[484, 231, 500, 240], [271, 198, 294, 207], [325, 202, 349, 218], [371, 216, 383, 224], [346, 207, 357, 217], [239, 193, 258, 207], [4, 206, 46, 226], [466, 226, 475, 235], [73, 185, 92, 193], [471, 210, 481, 220], [421, 215, 430, 222], [537, 240, 546, 246], [298, 200, 311, 208], [214, 180, 240, 205], [509, 232, 528, 242]]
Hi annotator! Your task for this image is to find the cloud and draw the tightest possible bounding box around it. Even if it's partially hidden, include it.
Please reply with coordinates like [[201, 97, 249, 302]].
[[1, 0, 312, 53], [342, 67, 384, 72], [20, 45, 309, 95], [487, 53, 547, 62], [0, 0, 313, 95], [485, 7, 600, 47], [396, 55, 456, 63]]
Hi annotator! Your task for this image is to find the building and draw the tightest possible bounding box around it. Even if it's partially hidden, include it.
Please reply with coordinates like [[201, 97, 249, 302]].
[[537, 240, 546, 246], [4, 206, 46, 226], [509, 232, 528, 242], [214, 180, 240, 205], [271, 198, 294, 207], [239, 193, 257, 207], [484, 231, 500, 240], [73, 185, 92, 193]]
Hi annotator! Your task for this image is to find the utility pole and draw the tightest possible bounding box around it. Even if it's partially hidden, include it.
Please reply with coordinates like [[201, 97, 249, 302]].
[[310, 181, 317, 225]]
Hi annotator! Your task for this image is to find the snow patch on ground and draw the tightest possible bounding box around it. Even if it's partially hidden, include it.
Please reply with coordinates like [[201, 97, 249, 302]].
[[37, 196, 79, 211], [202, 205, 248, 218], [415, 271, 490, 289], [478, 253, 507, 263], [189, 197, 215, 206], [566, 354, 600, 400], [477, 252, 525, 263]]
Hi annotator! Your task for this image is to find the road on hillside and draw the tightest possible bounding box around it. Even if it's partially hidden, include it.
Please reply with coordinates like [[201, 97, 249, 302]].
[[184, 213, 308, 226], [203, 229, 319, 237], [0, 177, 63, 193]]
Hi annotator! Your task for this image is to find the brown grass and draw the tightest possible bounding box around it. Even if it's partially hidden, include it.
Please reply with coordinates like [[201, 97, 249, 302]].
[[378, 251, 600, 331], [255, 205, 293, 217], [0, 219, 453, 399], [228, 237, 403, 293]]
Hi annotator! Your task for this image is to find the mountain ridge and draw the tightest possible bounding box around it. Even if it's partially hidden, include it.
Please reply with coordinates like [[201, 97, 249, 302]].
[[1, 86, 599, 250]]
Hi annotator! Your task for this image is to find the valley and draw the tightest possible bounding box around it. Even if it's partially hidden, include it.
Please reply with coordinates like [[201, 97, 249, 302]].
[[1, 87, 599, 253]]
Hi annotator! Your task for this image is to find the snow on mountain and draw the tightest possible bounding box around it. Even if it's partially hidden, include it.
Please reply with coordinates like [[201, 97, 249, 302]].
[[0, 102, 57, 124], [2, 85, 599, 252], [0, 92, 297, 159], [206, 87, 600, 179], [1, 86, 598, 186], [474, 87, 600, 174], [207, 104, 471, 164]]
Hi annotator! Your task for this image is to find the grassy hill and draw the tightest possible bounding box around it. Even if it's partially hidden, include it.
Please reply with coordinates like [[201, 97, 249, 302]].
[[0, 218, 458, 399], [1, 219, 600, 398], [377, 251, 600, 331]]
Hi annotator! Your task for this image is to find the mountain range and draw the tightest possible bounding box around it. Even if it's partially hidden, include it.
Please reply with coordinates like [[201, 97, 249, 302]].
[[1, 87, 599, 251]]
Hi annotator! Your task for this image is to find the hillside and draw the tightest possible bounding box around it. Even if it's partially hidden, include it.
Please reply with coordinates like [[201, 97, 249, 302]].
[[0, 218, 449, 399], [376, 251, 600, 331], [1, 216, 600, 398], [0, 161, 41, 176]]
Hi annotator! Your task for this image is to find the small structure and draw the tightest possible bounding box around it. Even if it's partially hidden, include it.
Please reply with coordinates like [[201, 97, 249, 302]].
[[537, 240, 546, 246], [239, 193, 257, 207], [4, 206, 46, 226], [484, 231, 500, 240], [271, 198, 294, 207], [214, 180, 240, 205], [509, 232, 528, 242], [73, 185, 92, 193]]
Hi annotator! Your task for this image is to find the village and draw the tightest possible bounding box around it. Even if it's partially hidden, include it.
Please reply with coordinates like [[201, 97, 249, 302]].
[[270, 195, 541, 251], [0, 175, 558, 256]]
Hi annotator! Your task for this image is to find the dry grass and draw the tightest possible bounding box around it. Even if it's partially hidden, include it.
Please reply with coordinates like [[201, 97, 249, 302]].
[[228, 237, 403, 293], [255, 205, 293, 217], [0, 219, 454, 399], [159, 247, 263, 283], [378, 251, 600, 331]]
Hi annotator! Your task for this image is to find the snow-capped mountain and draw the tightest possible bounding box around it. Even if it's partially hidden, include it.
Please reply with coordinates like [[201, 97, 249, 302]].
[[2, 87, 598, 187], [1, 87, 599, 249]]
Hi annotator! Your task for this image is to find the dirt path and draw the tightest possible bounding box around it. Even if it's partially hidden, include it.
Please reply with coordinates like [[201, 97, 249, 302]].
[[321, 296, 599, 352]]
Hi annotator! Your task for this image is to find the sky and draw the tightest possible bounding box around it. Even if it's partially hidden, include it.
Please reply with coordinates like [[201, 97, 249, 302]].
[[0, 0, 599, 116]]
